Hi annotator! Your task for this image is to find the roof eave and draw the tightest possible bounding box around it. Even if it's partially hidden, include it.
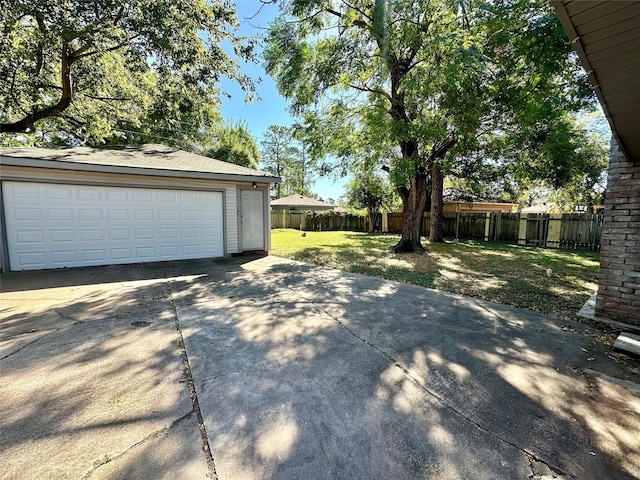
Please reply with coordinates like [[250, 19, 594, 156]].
[[0, 157, 281, 184], [551, 0, 632, 161]]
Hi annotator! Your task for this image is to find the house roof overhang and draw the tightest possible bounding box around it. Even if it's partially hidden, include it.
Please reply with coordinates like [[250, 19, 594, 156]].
[[552, 0, 640, 162]]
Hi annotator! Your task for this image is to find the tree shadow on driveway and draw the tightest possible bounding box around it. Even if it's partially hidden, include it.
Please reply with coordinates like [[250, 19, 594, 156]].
[[0, 261, 223, 480], [165, 256, 640, 480], [1, 256, 638, 480]]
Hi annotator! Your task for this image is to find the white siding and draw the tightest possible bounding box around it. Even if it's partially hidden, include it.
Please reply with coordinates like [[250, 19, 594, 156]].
[[225, 185, 239, 254]]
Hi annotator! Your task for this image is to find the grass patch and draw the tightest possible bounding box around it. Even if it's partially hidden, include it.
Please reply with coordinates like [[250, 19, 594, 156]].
[[271, 229, 600, 320]]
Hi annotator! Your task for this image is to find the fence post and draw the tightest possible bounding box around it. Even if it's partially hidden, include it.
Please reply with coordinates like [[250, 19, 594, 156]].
[[591, 214, 600, 251], [542, 215, 549, 247], [484, 213, 491, 241]]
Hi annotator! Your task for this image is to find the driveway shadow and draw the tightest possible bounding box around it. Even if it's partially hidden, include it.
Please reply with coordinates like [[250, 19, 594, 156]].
[[0, 260, 234, 479], [2, 256, 638, 480], [167, 256, 640, 479]]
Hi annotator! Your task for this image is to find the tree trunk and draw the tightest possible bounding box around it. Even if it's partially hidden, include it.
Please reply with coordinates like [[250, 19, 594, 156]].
[[390, 171, 428, 253], [429, 160, 444, 243], [367, 211, 375, 233]]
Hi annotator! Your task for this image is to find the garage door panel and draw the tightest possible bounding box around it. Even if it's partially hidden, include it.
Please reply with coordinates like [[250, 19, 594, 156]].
[[79, 209, 102, 221], [78, 188, 101, 201], [18, 252, 46, 267], [111, 248, 133, 260], [181, 192, 198, 203], [49, 209, 74, 221], [134, 210, 154, 221], [9, 183, 40, 198], [158, 191, 177, 203], [108, 210, 129, 221], [82, 249, 106, 262], [16, 231, 44, 243], [137, 246, 156, 258], [135, 229, 155, 240], [160, 228, 179, 239], [46, 186, 73, 199], [3, 182, 224, 271], [80, 230, 104, 241], [52, 251, 77, 264], [13, 208, 42, 221], [106, 189, 128, 201]]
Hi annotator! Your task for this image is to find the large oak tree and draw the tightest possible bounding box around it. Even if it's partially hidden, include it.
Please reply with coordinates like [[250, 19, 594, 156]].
[[264, 0, 592, 251], [0, 0, 253, 145]]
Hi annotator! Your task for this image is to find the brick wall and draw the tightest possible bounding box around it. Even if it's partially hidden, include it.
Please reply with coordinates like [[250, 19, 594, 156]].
[[595, 138, 640, 325]]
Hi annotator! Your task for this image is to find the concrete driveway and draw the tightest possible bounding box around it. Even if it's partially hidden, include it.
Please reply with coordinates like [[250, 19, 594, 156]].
[[1, 256, 639, 480]]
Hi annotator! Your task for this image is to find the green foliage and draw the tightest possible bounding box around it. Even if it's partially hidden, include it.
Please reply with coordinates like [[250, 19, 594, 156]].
[[264, 0, 594, 247], [260, 124, 316, 197], [344, 168, 395, 231], [344, 169, 394, 213], [206, 120, 259, 169], [451, 110, 609, 210], [0, 0, 253, 145]]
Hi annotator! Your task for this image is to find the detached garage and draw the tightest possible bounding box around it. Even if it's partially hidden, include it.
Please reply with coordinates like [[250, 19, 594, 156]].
[[0, 144, 279, 271]]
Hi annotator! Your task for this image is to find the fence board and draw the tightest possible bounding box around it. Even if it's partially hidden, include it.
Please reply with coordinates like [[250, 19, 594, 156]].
[[271, 210, 368, 232], [560, 213, 602, 251], [272, 210, 603, 251]]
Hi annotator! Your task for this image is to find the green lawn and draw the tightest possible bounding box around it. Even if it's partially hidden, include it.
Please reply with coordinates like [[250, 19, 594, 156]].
[[271, 229, 601, 320]]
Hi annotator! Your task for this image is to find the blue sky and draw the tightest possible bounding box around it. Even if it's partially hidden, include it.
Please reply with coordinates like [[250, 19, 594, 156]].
[[219, 1, 349, 202]]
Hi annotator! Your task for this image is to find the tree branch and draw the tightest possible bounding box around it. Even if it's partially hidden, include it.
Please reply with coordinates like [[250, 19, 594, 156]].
[[340, 0, 373, 22], [349, 83, 391, 101], [396, 184, 410, 204], [73, 34, 140, 61], [324, 7, 369, 30], [432, 136, 458, 159], [80, 93, 133, 101], [0, 43, 75, 133]]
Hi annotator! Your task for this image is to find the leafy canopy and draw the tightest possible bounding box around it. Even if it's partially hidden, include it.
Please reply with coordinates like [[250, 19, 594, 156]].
[[207, 120, 260, 169], [264, 0, 593, 189], [0, 0, 254, 146]]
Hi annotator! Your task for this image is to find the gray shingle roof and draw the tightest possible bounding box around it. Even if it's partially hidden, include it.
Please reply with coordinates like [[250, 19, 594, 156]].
[[271, 194, 335, 207], [0, 144, 280, 183]]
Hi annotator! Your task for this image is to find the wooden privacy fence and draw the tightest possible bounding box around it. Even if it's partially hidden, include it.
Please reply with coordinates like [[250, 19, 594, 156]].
[[271, 210, 369, 232], [386, 212, 603, 251], [272, 210, 603, 251]]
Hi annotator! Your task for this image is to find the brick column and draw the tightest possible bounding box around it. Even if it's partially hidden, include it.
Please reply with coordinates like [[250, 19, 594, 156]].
[[595, 137, 640, 325]]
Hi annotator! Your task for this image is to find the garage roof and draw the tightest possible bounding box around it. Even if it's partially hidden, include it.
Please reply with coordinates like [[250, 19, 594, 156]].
[[0, 144, 280, 183], [552, 0, 640, 161]]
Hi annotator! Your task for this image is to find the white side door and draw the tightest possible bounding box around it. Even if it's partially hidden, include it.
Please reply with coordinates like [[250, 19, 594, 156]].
[[240, 189, 265, 251]]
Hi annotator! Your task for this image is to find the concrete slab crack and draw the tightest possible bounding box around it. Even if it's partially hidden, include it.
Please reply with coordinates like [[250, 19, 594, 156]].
[[52, 308, 82, 324], [80, 410, 194, 480], [287, 281, 574, 479], [162, 265, 218, 480], [528, 453, 569, 479], [1, 328, 60, 360]]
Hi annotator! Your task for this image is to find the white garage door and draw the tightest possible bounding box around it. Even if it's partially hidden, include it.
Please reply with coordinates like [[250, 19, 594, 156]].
[[2, 181, 224, 271]]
